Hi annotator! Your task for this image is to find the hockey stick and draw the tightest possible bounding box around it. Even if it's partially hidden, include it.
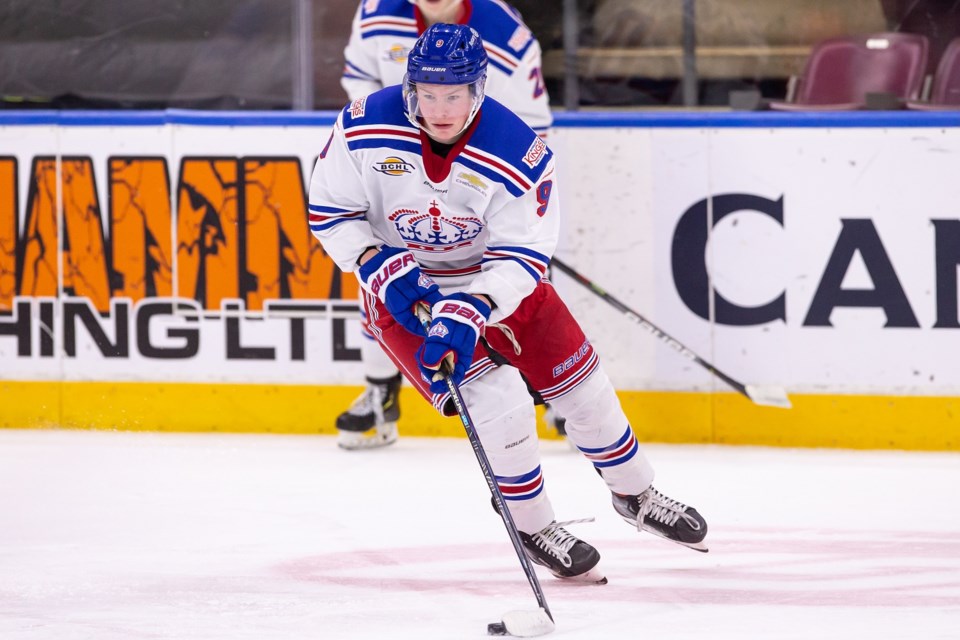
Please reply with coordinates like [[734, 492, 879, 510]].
[[416, 306, 555, 638], [550, 257, 791, 409]]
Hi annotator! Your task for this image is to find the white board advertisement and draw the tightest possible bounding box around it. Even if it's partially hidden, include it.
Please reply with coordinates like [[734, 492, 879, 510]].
[[2, 115, 959, 397]]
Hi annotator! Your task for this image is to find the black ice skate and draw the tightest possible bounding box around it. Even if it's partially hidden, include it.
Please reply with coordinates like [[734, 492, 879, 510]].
[[335, 373, 402, 450], [520, 520, 607, 584], [613, 486, 708, 552]]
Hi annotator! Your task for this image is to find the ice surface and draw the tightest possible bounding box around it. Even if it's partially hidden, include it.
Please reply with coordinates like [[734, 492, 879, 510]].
[[1, 429, 958, 639]]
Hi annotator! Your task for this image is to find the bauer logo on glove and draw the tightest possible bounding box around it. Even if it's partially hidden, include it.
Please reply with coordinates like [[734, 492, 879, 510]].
[[416, 292, 491, 393], [366, 252, 417, 299], [437, 301, 486, 332], [357, 246, 442, 336]]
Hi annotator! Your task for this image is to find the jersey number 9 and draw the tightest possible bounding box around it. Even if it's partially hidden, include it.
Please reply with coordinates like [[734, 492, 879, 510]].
[[536, 180, 553, 217]]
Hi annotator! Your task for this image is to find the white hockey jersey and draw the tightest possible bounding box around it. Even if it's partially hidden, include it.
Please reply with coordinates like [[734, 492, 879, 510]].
[[341, 0, 552, 135], [308, 85, 559, 323]]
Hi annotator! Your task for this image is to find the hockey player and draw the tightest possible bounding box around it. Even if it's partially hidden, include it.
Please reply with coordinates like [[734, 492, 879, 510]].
[[342, 0, 551, 135], [309, 23, 708, 583], [336, 0, 556, 449]]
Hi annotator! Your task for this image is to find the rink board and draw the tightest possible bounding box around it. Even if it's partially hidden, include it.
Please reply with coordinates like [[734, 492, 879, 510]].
[[1, 110, 959, 449], [3, 380, 957, 451]]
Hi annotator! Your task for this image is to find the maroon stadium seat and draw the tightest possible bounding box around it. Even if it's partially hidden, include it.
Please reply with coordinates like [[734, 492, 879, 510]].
[[770, 32, 929, 111], [907, 37, 960, 110]]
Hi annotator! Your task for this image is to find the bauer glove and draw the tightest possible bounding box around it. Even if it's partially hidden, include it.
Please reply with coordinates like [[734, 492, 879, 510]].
[[416, 293, 491, 394], [358, 246, 442, 336]]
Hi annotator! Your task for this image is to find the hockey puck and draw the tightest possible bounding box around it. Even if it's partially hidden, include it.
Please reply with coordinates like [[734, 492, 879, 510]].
[[487, 621, 508, 635]]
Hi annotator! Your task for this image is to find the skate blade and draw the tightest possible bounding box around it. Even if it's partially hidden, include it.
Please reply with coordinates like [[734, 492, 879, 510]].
[[337, 423, 398, 450], [676, 538, 708, 553], [645, 527, 709, 553], [619, 514, 709, 553], [552, 564, 608, 585]]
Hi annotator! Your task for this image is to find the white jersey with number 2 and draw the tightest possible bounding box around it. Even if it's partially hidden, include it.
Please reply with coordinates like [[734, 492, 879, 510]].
[[341, 0, 552, 135]]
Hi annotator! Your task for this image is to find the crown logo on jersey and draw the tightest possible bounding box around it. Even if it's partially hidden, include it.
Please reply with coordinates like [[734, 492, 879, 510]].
[[389, 200, 484, 252]]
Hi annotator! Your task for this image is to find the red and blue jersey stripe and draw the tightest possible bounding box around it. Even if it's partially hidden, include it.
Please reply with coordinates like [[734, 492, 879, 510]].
[[343, 59, 378, 82], [481, 245, 548, 284], [358, 16, 417, 40], [496, 465, 545, 501], [578, 426, 639, 469], [308, 204, 365, 232], [344, 123, 422, 155]]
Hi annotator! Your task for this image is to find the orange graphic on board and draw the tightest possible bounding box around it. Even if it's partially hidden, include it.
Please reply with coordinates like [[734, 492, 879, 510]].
[[176, 158, 240, 310], [18, 157, 111, 312], [0, 158, 16, 311], [110, 157, 174, 302], [0, 154, 354, 314], [244, 157, 358, 310]]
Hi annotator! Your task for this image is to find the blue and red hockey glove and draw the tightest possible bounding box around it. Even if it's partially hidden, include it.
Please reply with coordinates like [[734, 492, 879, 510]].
[[358, 246, 442, 336], [416, 292, 491, 393]]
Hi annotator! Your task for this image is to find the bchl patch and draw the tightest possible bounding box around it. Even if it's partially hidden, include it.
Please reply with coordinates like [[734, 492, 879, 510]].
[[384, 44, 408, 63], [350, 97, 367, 119], [522, 138, 547, 169], [374, 156, 413, 176], [428, 321, 449, 338], [418, 273, 436, 289]]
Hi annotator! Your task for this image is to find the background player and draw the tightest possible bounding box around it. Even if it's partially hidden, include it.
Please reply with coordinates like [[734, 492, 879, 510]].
[[336, 0, 557, 450], [310, 23, 708, 583]]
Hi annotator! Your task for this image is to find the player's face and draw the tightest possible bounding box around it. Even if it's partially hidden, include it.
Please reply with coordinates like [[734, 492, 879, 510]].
[[415, 0, 463, 24], [416, 83, 473, 144]]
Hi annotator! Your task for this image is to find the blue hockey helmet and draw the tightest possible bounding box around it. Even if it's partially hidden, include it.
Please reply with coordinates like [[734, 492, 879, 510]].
[[403, 23, 488, 132]]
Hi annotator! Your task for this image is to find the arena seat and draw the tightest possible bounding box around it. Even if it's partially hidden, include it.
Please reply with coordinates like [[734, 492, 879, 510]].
[[769, 32, 928, 110], [907, 37, 960, 110]]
